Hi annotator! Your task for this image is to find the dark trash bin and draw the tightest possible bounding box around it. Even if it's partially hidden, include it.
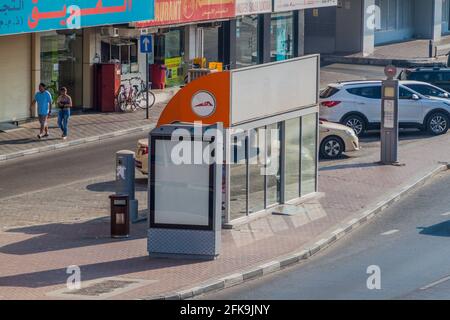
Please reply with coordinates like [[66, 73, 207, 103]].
[[109, 194, 130, 238]]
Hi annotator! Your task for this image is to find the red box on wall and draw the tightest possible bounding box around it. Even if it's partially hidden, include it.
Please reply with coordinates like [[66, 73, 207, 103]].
[[94, 63, 121, 112]]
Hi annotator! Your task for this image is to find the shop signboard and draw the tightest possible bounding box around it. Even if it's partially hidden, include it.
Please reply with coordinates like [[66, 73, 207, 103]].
[[274, 0, 337, 12], [135, 0, 235, 27], [0, 0, 154, 36], [164, 56, 183, 86], [235, 0, 271, 16]]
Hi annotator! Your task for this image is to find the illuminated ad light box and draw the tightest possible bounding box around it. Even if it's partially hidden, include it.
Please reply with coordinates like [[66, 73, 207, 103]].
[[148, 123, 222, 260], [0, 0, 154, 36]]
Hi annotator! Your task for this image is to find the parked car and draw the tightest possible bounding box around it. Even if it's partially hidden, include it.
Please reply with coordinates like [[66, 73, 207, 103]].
[[401, 80, 450, 99], [135, 139, 149, 174], [320, 80, 450, 136], [398, 67, 450, 92], [319, 120, 360, 159]]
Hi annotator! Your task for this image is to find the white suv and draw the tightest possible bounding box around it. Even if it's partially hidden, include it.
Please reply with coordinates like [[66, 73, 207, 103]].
[[320, 80, 450, 136]]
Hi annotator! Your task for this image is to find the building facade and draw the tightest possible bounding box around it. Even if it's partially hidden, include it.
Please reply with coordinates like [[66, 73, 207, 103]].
[[305, 0, 448, 56], [0, 0, 337, 124]]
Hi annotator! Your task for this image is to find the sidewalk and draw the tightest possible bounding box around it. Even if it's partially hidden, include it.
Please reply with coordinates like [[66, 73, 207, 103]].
[[0, 131, 449, 299], [322, 37, 450, 67], [0, 88, 179, 162]]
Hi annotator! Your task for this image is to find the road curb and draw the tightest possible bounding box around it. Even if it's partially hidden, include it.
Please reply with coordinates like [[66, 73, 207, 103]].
[[143, 163, 449, 300], [321, 55, 446, 68], [0, 124, 155, 163]]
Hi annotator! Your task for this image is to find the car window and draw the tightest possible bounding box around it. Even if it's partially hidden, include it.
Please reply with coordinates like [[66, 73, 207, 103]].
[[399, 87, 415, 99], [347, 86, 381, 99], [405, 84, 446, 97], [320, 86, 340, 98]]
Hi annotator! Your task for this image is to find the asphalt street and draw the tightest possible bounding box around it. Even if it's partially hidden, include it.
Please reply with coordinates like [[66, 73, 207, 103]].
[[201, 171, 450, 300], [0, 132, 147, 200]]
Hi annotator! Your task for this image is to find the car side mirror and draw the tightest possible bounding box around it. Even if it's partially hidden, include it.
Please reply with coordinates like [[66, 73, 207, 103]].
[[412, 94, 420, 100]]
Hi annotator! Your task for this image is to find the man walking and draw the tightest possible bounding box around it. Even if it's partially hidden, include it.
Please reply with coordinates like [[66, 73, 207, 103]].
[[30, 83, 53, 139]]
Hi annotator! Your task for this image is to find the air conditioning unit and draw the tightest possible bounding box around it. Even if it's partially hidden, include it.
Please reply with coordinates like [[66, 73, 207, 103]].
[[100, 27, 120, 37]]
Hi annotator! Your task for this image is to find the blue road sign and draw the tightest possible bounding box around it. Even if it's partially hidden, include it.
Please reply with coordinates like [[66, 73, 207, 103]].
[[140, 35, 153, 54]]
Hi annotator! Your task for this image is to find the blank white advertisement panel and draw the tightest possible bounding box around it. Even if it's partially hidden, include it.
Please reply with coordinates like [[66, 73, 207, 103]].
[[274, 0, 337, 12], [154, 140, 210, 226], [231, 56, 319, 125]]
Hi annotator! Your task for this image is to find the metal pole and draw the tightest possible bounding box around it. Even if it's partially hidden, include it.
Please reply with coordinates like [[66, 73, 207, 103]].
[[146, 52, 149, 120]]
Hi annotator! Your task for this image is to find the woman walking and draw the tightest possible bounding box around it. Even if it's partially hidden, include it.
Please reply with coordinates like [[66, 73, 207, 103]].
[[56, 87, 72, 140]]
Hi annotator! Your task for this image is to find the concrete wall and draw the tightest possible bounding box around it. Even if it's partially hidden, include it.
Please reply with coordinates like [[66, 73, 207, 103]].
[[0, 34, 31, 122], [335, 0, 363, 53]]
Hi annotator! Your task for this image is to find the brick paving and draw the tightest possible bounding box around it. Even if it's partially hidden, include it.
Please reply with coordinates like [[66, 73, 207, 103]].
[[0, 88, 179, 158], [1, 130, 449, 299]]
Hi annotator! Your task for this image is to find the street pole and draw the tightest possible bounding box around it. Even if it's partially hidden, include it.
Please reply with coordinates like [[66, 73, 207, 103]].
[[146, 52, 149, 120], [380, 65, 400, 165]]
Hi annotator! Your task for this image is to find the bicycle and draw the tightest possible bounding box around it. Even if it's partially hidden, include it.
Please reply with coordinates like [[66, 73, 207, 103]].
[[116, 77, 156, 112], [134, 79, 156, 110]]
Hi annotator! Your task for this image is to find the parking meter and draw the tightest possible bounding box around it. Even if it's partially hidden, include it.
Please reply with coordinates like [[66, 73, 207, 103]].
[[380, 65, 399, 165]]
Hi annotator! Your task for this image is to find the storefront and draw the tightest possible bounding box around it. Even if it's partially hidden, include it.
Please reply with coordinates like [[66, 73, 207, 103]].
[[443, 0, 450, 35], [40, 30, 83, 108], [374, 0, 415, 45], [0, 0, 154, 123], [136, 0, 236, 87], [270, 11, 295, 61]]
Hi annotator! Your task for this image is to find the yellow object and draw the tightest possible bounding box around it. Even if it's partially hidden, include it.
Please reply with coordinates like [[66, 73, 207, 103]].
[[208, 62, 223, 72], [193, 57, 207, 68]]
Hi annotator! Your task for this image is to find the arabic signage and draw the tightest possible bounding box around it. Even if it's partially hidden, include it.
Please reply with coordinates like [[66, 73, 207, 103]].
[[274, 0, 337, 12], [0, 0, 154, 36], [235, 0, 271, 16], [135, 0, 235, 27]]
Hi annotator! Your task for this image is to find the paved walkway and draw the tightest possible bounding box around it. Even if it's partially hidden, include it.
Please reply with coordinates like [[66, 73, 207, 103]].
[[1, 130, 449, 299], [322, 37, 450, 67], [0, 89, 179, 161]]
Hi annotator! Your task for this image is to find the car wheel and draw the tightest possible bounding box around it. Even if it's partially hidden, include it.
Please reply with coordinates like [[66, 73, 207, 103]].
[[342, 115, 366, 136], [427, 112, 449, 135], [320, 136, 344, 159]]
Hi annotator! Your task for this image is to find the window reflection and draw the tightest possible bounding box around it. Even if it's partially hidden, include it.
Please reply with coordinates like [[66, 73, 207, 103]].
[[266, 123, 281, 206], [301, 114, 317, 196], [248, 127, 266, 214], [230, 133, 247, 220], [285, 118, 301, 201]]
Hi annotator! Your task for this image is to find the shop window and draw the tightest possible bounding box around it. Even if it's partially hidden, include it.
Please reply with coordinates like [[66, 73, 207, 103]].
[[271, 12, 294, 62], [236, 15, 259, 68], [301, 114, 317, 196], [40, 30, 83, 108], [101, 38, 138, 74], [203, 27, 220, 63]]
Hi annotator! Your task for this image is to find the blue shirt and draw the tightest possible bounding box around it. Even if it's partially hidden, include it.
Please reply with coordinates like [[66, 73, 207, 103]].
[[35, 91, 52, 116]]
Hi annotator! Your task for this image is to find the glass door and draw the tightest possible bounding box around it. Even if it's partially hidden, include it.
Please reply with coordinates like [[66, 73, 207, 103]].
[[40, 30, 83, 108]]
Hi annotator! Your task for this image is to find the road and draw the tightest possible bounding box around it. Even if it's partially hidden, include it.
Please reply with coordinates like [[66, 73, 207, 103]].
[[201, 171, 450, 300], [0, 132, 147, 200], [320, 63, 386, 88]]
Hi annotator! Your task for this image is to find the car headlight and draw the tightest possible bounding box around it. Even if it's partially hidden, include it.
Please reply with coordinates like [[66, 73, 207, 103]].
[[345, 129, 356, 136]]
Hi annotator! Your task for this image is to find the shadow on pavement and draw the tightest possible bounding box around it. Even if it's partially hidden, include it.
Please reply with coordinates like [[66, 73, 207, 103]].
[[319, 161, 383, 171], [0, 137, 60, 146], [0, 255, 199, 288], [86, 179, 148, 192], [417, 220, 450, 237], [0, 214, 148, 255]]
